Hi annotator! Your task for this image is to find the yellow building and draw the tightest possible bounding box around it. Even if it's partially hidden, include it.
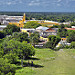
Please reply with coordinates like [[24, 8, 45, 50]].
[[40, 36, 48, 42], [21, 28, 35, 36], [56, 38, 67, 47], [61, 38, 67, 41], [9, 13, 26, 28]]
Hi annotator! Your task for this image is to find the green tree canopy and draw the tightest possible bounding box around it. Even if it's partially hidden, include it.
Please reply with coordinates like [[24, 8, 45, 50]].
[[0, 58, 15, 75], [30, 32, 40, 47], [57, 24, 68, 37], [0, 31, 6, 39], [3, 24, 20, 35], [45, 35, 61, 49], [71, 22, 75, 26], [24, 21, 41, 28], [69, 42, 75, 48], [12, 32, 30, 42], [0, 39, 35, 64], [3, 32, 30, 43], [50, 25, 59, 28], [67, 30, 75, 43]]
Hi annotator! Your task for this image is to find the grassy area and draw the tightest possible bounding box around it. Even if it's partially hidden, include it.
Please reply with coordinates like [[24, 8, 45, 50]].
[[15, 48, 56, 75], [15, 48, 75, 75]]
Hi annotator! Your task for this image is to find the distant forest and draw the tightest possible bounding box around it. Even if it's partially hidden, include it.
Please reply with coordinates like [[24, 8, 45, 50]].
[[0, 12, 75, 22]]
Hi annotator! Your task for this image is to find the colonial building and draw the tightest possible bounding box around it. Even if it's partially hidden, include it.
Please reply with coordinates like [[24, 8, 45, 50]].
[[39, 28, 58, 42], [0, 13, 26, 28], [0, 15, 23, 24], [20, 28, 36, 36], [40, 28, 58, 37]]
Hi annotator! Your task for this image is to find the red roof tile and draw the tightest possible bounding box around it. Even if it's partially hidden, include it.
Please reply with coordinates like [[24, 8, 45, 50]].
[[65, 28, 75, 30]]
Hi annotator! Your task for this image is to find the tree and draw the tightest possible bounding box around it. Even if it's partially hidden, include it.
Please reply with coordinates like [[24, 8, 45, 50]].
[[24, 21, 41, 28], [12, 32, 30, 42], [1, 39, 35, 66], [45, 35, 61, 49], [0, 44, 4, 58], [50, 25, 59, 28], [3, 53, 18, 64], [67, 30, 75, 43], [3, 32, 30, 43], [30, 32, 39, 47], [0, 58, 15, 75], [0, 31, 6, 39], [70, 42, 75, 49], [57, 24, 68, 37], [3, 24, 20, 35], [71, 22, 75, 26]]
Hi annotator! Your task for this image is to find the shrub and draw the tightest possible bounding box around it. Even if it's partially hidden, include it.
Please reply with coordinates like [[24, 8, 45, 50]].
[[45, 35, 61, 49], [70, 42, 75, 49]]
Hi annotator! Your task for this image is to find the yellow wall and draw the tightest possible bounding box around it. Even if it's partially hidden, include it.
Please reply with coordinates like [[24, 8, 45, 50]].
[[9, 22, 24, 28], [21, 29, 27, 32], [40, 36, 48, 41], [21, 29, 31, 36], [61, 38, 67, 41]]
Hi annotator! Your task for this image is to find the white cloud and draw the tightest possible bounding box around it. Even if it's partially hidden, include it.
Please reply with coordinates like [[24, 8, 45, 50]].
[[57, 0, 62, 2], [28, 0, 40, 6], [57, 4, 61, 6], [7, 2, 12, 5], [0, 0, 23, 5]]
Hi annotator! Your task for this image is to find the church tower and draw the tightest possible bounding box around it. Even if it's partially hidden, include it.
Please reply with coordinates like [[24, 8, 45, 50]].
[[23, 13, 26, 23]]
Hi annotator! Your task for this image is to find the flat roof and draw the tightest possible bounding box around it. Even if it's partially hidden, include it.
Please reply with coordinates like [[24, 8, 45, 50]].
[[0, 25, 7, 27]]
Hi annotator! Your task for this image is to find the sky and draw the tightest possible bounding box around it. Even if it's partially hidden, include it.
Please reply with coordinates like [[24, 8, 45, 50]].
[[0, 0, 75, 12]]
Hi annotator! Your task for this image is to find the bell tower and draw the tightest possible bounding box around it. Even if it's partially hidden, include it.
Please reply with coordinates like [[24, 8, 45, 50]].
[[23, 13, 25, 23]]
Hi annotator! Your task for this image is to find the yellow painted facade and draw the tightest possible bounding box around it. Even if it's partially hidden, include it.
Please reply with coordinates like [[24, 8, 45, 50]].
[[56, 38, 67, 47], [21, 29, 31, 36], [61, 38, 67, 41], [40, 36, 48, 41], [21, 29, 27, 33], [57, 43, 61, 47]]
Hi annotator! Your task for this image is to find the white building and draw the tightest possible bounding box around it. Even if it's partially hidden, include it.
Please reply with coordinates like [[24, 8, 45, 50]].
[[0, 25, 7, 31], [0, 15, 23, 25]]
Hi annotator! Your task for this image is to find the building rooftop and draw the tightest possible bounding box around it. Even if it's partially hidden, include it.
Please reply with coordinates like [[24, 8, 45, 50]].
[[45, 28, 56, 32], [65, 28, 75, 30], [0, 25, 7, 28], [21, 28, 35, 30], [36, 26, 49, 31]]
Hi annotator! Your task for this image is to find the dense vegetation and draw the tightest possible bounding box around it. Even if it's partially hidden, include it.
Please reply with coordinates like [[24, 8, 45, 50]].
[[71, 22, 75, 26], [0, 31, 5, 39], [24, 21, 41, 28], [57, 24, 68, 37], [9, 32, 30, 42], [0, 12, 75, 22], [67, 30, 75, 43], [0, 33, 35, 74], [45, 35, 61, 49], [30, 32, 40, 47], [3, 24, 20, 35]]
